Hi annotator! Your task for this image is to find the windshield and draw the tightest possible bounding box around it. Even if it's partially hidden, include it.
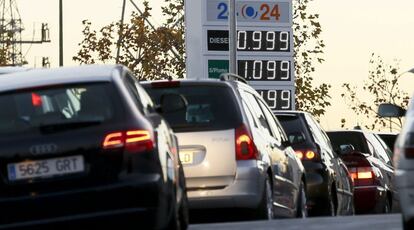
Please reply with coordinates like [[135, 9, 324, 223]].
[[145, 85, 242, 132], [0, 83, 117, 135]]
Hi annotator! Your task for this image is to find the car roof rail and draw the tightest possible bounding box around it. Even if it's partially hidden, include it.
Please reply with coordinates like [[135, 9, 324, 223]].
[[219, 73, 248, 84]]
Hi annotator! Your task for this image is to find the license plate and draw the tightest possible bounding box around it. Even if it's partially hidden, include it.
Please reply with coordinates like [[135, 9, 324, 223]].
[[179, 152, 194, 165], [7, 155, 85, 181]]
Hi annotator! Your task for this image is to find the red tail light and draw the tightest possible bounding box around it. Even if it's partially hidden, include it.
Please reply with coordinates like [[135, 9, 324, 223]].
[[295, 149, 319, 161], [31, 93, 42, 107], [235, 124, 258, 160], [103, 130, 154, 153], [349, 167, 375, 186], [403, 147, 414, 158]]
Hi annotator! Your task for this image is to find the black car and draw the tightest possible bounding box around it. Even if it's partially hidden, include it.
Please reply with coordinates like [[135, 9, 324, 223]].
[[275, 111, 354, 216], [0, 65, 188, 229], [327, 130, 397, 214]]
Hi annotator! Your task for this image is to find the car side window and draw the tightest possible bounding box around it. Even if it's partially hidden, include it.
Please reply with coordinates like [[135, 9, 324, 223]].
[[134, 81, 155, 114], [241, 91, 273, 137], [257, 98, 282, 145], [305, 114, 334, 157], [374, 134, 394, 163], [124, 74, 144, 112], [242, 101, 258, 129], [367, 133, 391, 164], [304, 115, 323, 145]]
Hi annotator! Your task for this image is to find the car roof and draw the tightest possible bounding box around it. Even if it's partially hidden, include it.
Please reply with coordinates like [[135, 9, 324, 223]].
[[274, 111, 309, 116], [0, 66, 32, 75], [141, 78, 235, 88], [327, 130, 365, 134], [0, 65, 120, 93], [376, 132, 398, 136]]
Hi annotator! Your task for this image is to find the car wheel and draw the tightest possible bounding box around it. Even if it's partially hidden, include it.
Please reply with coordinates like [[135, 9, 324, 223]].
[[166, 192, 181, 230], [256, 175, 274, 220], [296, 180, 308, 218], [178, 166, 189, 230], [383, 197, 391, 214], [323, 188, 336, 217], [403, 216, 414, 230]]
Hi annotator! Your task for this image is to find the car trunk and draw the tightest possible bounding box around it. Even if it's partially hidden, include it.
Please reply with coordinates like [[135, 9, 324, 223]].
[[177, 129, 236, 189], [0, 126, 124, 197], [144, 82, 242, 190]]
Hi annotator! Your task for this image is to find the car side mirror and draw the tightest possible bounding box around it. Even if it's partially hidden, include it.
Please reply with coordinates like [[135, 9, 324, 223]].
[[339, 144, 355, 155], [378, 103, 406, 118], [158, 93, 188, 114]]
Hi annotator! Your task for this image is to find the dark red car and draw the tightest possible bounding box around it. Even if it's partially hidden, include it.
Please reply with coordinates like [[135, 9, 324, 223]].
[[327, 130, 397, 214]]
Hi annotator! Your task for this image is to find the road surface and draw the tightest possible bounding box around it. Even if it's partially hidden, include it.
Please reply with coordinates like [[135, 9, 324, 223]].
[[191, 214, 402, 230]]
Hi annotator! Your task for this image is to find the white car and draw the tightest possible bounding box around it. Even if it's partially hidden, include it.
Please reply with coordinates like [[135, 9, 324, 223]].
[[379, 102, 414, 229]]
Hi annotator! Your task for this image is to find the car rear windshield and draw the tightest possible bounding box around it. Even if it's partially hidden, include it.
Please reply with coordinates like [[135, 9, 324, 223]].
[[145, 85, 242, 132], [327, 132, 369, 153], [0, 82, 117, 135], [276, 115, 309, 145]]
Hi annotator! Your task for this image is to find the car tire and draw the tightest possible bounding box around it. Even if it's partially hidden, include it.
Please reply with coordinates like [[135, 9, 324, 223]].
[[383, 196, 391, 214], [256, 175, 274, 220], [403, 216, 414, 230], [296, 180, 308, 218], [168, 164, 189, 230], [323, 187, 337, 217], [178, 165, 189, 230]]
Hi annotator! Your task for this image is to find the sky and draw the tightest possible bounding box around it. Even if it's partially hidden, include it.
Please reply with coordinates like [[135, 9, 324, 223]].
[[12, 0, 414, 131]]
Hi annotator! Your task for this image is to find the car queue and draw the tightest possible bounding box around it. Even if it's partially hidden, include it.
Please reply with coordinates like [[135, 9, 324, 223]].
[[0, 65, 400, 229]]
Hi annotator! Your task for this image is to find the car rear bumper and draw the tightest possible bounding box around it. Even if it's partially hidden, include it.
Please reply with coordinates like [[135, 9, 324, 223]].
[[187, 160, 265, 209], [353, 186, 386, 214], [0, 173, 167, 228]]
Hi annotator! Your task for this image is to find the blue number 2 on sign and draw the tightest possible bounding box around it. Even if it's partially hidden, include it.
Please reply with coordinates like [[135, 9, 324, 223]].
[[217, 2, 228, 19]]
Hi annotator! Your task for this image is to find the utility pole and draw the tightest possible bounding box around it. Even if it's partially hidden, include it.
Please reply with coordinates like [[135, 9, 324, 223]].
[[116, 0, 127, 63], [228, 0, 237, 74], [59, 0, 63, 66]]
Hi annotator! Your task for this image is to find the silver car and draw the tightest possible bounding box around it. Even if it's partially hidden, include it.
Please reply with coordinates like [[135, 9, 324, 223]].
[[379, 102, 414, 229], [143, 76, 306, 219]]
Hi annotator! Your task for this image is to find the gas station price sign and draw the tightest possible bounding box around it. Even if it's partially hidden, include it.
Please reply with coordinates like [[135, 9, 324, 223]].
[[185, 0, 296, 110], [256, 87, 295, 111], [205, 0, 292, 27], [207, 29, 293, 53]]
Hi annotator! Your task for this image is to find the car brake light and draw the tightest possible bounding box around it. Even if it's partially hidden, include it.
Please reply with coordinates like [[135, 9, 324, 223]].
[[151, 81, 180, 88], [31, 93, 42, 107], [235, 124, 258, 160], [349, 167, 375, 186], [295, 151, 304, 160], [103, 132, 123, 148], [295, 149, 319, 161], [103, 130, 154, 153]]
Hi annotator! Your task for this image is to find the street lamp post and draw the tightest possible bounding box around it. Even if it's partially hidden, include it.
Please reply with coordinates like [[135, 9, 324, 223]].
[[229, 0, 237, 74], [59, 0, 63, 67]]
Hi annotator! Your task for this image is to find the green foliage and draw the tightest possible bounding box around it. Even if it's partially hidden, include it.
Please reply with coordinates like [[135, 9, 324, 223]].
[[293, 0, 330, 119], [341, 53, 410, 131]]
